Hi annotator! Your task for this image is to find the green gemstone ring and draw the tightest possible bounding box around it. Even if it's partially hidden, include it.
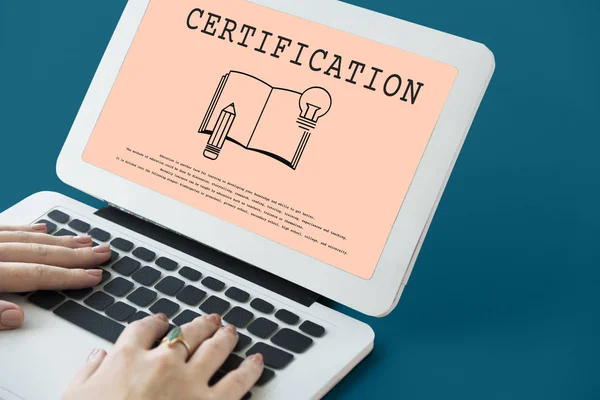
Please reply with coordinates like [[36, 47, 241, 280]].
[[160, 326, 191, 357]]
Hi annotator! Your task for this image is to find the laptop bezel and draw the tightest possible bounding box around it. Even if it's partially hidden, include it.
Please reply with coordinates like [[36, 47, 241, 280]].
[[56, 0, 494, 317]]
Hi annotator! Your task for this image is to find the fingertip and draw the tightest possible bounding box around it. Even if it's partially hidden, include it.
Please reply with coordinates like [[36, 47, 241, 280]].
[[0, 307, 24, 330], [31, 223, 48, 233], [87, 348, 107, 362]]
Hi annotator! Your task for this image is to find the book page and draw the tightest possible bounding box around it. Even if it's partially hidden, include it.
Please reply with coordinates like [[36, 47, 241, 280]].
[[82, 0, 458, 279]]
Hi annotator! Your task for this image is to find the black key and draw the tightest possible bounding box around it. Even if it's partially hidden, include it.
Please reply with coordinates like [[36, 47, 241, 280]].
[[173, 310, 201, 326], [246, 343, 293, 369], [29, 291, 65, 310], [55, 228, 76, 237], [299, 321, 325, 338], [48, 210, 69, 223], [89, 228, 111, 242], [247, 318, 278, 339], [176, 286, 206, 306], [220, 353, 244, 372], [149, 298, 180, 318], [128, 311, 150, 324], [156, 257, 178, 271], [36, 219, 57, 234], [55, 300, 124, 343], [132, 266, 161, 286], [275, 309, 299, 325], [225, 287, 250, 303], [127, 287, 157, 307], [202, 276, 225, 291], [199, 296, 230, 315], [112, 256, 140, 276], [104, 277, 134, 297], [106, 302, 136, 322], [99, 270, 112, 285], [235, 333, 252, 352], [250, 298, 274, 314], [84, 292, 115, 311], [209, 370, 226, 386], [155, 276, 185, 296], [132, 247, 156, 262], [68, 219, 90, 233], [92, 241, 99, 247], [242, 393, 252, 400], [101, 250, 120, 267], [256, 368, 275, 386], [178, 266, 202, 281], [271, 329, 313, 353], [224, 307, 254, 328], [111, 237, 134, 252], [63, 288, 93, 300]]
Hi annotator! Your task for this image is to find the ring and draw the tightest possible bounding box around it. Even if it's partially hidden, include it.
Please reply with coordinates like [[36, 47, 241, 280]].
[[160, 326, 191, 357]]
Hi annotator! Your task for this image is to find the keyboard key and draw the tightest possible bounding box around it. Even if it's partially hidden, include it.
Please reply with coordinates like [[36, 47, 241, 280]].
[[111, 237, 134, 252], [224, 307, 254, 328], [55, 300, 124, 343], [36, 219, 57, 234], [247, 318, 278, 339], [89, 228, 111, 242], [149, 298, 180, 318], [246, 343, 293, 369], [299, 321, 325, 338], [106, 302, 137, 322], [202, 276, 225, 291], [132, 266, 161, 286], [209, 370, 226, 386], [112, 256, 141, 276], [178, 266, 202, 281], [55, 228, 76, 237], [99, 270, 112, 285], [104, 277, 134, 297], [101, 250, 120, 267], [235, 333, 252, 352], [85, 292, 115, 311], [155, 276, 185, 296], [156, 257, 178, 271], [29, 291, 65, 310], [225, 287, 250, 303], [132, 247, 156, 262], [68, 219, 90, 233], [176, 286, 206, 306], [199, 296, 230, 315], [127, 287, 157, 307], [271, 329, 313, 353], [48, 210, 69, 223], [128, 311, 150, 324], [256, 368, 275, 386], [250, 298, 274, 314], [173, 310, 201, 326], [275, 309, 299, 325], [63, 287, 93, 300]]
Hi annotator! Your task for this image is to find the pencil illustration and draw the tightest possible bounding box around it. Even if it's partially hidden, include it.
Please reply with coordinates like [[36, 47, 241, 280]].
[[203, 103, 236, 160]]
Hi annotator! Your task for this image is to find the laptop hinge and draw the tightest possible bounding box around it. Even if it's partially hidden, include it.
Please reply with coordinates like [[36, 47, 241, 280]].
[[95, 205, 320, 307]]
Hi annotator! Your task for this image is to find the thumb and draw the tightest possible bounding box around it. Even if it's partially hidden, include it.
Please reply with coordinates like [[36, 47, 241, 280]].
[[0, 300, 24, 330]]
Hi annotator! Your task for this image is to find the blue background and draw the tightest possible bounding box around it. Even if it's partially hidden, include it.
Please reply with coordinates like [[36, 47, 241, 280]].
[[1, 0, 599, 399]]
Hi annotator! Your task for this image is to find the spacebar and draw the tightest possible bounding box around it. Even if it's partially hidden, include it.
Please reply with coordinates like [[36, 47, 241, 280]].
[[54, 300, 125, 343]]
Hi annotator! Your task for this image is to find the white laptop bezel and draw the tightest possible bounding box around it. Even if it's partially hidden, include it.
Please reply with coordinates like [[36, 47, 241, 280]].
[[56, 0, 494, 317]]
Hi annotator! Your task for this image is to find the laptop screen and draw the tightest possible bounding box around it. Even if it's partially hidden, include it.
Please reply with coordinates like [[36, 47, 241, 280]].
[[83, 0, 457, 279]]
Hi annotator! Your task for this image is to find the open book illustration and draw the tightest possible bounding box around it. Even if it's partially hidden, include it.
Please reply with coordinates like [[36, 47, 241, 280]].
[[199, 71, 332, 170]]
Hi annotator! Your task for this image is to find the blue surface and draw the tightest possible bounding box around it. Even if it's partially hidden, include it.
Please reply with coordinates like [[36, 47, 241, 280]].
[[1, 1, 599, 399]]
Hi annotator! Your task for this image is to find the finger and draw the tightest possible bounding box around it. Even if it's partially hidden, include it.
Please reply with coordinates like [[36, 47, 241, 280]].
[[157, 314, 221, 361], [0, 300, 24, 330], [0, 263, 103, 292], [210, 354, 264, 400], [69, 348, 107, 387], [0, 231, 93, 249], [190, 323, 239, 379], [0, 224, 47, 233], [116, 313, 170, 350], [0, 243, 111, 267]]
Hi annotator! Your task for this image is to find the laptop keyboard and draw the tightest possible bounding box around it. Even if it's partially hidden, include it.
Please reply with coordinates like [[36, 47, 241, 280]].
[[25, 208, 328, 398]]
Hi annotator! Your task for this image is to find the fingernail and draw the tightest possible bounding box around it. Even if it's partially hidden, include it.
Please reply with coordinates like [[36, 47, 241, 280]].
[[155, 313, 168, 322], [208, 314, 221, 324], [87, 269, 104, 277], [224, 324, 237, 334], [0, 309, 24, 329], [249, 353, 263, 365], [93, 244, 111, 253], [74, 235, 92, 244], [32, 223, 47, 232], [87, 348, 105, 362]]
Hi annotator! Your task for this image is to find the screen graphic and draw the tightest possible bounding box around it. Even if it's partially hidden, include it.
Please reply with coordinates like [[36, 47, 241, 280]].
[[83, 0, 458, 279]]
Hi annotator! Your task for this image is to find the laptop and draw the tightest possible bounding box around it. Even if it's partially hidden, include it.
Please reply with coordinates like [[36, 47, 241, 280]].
[[0, 0, 494, 398]]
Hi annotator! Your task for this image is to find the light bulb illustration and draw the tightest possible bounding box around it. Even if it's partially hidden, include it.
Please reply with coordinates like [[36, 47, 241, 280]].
[[298, 87, 332, 125]]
